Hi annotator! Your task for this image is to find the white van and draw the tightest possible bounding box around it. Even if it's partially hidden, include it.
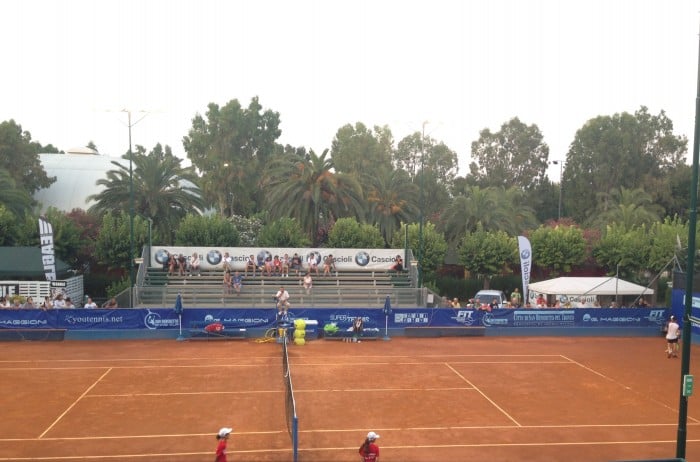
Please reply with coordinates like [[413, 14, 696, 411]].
[[472, 290, 507, 309]]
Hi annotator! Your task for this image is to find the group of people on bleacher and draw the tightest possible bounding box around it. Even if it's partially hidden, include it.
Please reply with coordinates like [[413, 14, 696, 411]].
[[239, 252, 337, 278], [165, 252, 201, 276]]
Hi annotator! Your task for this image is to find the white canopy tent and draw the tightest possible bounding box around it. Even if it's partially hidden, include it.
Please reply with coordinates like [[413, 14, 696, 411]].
[[528, 277, 654, 307]]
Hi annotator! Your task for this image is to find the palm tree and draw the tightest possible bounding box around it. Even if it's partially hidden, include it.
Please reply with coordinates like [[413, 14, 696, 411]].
[[365, 167, 418, 246], [88, 145, 205, 243], [441, 186, 512, 243], [592, 187, 662, 231], [263, 149, 364, 245]]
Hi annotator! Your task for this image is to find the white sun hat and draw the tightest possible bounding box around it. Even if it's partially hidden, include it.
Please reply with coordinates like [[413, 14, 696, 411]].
[[218, 427, 233, 437]]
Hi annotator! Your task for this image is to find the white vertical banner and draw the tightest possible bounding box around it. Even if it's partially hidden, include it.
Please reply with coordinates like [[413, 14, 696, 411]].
[[517, 236, 532, 304], [38, 216, 57, 281]]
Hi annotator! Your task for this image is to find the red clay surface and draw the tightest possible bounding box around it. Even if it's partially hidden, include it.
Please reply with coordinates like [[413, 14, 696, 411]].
[[0, 336, 699, 461]]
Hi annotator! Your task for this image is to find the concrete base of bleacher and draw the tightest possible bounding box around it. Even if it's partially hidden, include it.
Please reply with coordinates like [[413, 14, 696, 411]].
[[404, 327, 486, 338]]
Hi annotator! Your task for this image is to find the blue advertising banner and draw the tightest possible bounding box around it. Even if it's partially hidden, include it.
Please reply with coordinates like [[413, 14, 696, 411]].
[[671, 288, 700, 335], [0, 307, 671, 331]]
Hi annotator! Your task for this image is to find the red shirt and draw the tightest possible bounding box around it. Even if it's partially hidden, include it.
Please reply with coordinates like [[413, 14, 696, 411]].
[[359, 442, 379, 461], [215, 438, 228, 462]]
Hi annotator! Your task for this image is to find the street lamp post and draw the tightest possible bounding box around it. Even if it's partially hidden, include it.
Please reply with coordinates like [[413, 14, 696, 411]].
[[417, 121, 427, 288], [120, 109, 148, 308], [551, 160, 564, 220], [126, 110, 135, 308]]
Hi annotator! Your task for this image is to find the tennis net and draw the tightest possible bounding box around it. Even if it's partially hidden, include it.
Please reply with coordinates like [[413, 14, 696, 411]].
[[282, 337, 299, 462]]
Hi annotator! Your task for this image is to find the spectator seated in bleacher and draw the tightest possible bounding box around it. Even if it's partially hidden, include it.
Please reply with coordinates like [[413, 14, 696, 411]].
[[222, 252, 233, 272], [273, 255, 282, 275], [245, 254, 256, 277], [190, 252, 201, 276], [281, 253, 290, 278], [323, 254, 336, 276], [307, 252, 320, 276], [302, 272, 313, 295], [177, 254, 187, 276], [167, 254, 177, 275], [291, 253, 302, 276], [390, 255, 404, 271], [256, 254, 266, 275], [264, 255, 274, 276]]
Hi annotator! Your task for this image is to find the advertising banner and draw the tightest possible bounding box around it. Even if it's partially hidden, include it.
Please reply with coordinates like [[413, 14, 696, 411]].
[[149, 246, 405, 271], [38, 216, 56, 281], [0, 308, 671, 331], [517, 236, 532, 303]]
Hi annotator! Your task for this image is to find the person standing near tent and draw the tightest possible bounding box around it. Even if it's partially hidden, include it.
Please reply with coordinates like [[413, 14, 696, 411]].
[[510, 288, 522, 308], [665, 315, 681, 358]]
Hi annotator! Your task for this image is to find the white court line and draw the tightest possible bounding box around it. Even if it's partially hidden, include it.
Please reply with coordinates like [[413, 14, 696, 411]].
[[3, 422, 698, 442], [0, 360, 571, 372], [4, 439, 700, 460], [0, 448, 291, 461], [444, 362, 522, 427], [0, 353, 565, 365], [38, 368, 112, 439], [298, 438, 700, 452], [0, 364, 276, 371], [87, 389, 284, 397], [561, 354, 700, 424]]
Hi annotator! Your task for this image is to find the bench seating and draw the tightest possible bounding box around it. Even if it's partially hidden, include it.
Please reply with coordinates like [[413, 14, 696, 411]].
[[323, 327, 381, 341]]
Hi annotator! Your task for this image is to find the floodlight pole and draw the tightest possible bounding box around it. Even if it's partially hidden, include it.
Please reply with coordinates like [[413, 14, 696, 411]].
[[676, 28, 700, 460]]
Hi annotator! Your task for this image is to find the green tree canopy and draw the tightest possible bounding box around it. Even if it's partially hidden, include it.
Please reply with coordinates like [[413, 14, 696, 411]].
[[327, 218, 385, 249], [262, 149, 364, 245], [0, 167, 33, 217], [364, 167, 418, 246], [590, 187, 662, 231], [468, 117, 549, 189], [529, 225, 587, 276], [88, 144, 204, 244], [0, 119, 56, 196], [458, 229, 517, 287], [564, 107, 686, 223], [95, 211, 149, 271], [330, 122, 393, 176], [183, 97, 282, 217], [257, 217, 311, 247], [593, 224, 651, 282], [391, 222, 447, 283], [175, 214, 240, 247]]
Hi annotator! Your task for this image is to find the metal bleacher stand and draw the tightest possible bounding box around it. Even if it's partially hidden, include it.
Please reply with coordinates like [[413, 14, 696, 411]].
[[135, 266, 422, 309]]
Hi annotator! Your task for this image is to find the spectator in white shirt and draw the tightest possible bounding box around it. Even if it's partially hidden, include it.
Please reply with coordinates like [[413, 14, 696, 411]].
[[84, 297, 98, 309]]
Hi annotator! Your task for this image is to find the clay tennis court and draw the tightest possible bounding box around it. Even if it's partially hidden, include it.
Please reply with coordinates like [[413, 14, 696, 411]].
[[1, 336, 699, 461]]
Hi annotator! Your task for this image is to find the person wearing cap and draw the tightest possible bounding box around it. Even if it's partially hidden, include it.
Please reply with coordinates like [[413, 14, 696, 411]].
[[359, 431, 380, 461], [665, 315, 681, 358], [215, 427, 233, 462]]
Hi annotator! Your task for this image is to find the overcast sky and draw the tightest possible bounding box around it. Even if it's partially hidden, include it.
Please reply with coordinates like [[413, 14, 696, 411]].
[[2, 0, 699, 179]]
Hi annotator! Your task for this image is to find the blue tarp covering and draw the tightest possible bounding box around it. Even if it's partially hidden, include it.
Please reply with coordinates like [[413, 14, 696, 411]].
[[0, 307, 672, 331]]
